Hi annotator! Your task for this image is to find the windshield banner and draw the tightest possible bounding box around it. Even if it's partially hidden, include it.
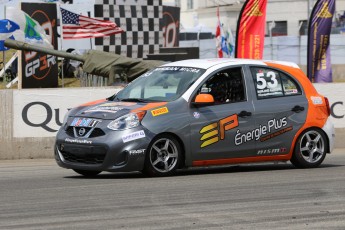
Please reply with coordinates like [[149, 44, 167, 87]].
[[235, 0, 267, 59], [307, 0, 335, 83]]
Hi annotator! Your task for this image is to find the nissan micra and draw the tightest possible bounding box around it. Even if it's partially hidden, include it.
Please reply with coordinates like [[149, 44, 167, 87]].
[[55, 59, 335, 177]]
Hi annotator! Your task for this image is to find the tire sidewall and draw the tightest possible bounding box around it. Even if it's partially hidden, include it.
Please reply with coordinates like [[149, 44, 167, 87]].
[[143, 134, 181, 177], [292, 128, 327, 168]]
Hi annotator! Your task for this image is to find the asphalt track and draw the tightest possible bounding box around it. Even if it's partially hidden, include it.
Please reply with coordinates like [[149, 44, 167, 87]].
[[0, 149, 345, 230]]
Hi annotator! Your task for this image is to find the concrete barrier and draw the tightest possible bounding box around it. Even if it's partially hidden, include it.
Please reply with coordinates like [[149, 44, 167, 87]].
[[0, 84, 344, 160], [0, 88, 119, 160]]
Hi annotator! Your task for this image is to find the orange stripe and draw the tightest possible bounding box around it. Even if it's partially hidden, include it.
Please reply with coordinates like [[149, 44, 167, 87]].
[[79, 99, 106, 107], [131, 102, 167, 113], [192, 154, 291, 167]]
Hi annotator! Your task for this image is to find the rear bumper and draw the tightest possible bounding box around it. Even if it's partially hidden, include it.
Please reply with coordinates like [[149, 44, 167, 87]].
[[322, 117, 335, 153]]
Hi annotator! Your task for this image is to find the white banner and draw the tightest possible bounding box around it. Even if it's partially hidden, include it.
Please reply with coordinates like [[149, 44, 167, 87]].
[[314, 83, 345, 128], [11, 84, 345, 138], [13, 88, 120, 137]]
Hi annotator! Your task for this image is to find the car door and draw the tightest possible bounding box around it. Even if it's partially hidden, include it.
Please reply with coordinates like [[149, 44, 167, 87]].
[[248, 65, 308, 157], [189, 66, 256, 162]]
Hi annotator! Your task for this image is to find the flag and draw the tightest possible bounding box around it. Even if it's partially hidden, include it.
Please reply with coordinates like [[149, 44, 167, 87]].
[[215, 7, 230, 58], [225, 27, 235, 58], [0, 19, 19, 51], [215, 7, 223, 58], [6, 7, 53, 48], [307, 0, 335, 82], [235, 0, 268, 59], [60, 8, 124, 39]]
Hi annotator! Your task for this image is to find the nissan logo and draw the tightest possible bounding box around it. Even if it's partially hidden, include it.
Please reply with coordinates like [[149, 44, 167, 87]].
[[78, 128, 86, 136]]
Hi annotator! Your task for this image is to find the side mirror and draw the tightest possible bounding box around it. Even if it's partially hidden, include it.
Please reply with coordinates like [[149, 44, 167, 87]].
[[192, 94, 214, 106]]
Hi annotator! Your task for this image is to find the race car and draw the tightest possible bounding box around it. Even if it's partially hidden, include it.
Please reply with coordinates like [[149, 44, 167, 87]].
[[54, 59, 335, 177]]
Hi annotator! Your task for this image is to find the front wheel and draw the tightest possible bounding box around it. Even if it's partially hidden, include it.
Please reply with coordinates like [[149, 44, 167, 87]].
[[290, 129, 327, 168], [73, 169, 102, 177], [143, 134, 182, 177]]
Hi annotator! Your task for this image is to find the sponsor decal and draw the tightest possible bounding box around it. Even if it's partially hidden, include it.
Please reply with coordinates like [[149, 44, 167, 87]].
[[193, 112, 200, 119], [200, 115, 292, 148], [84, 105, 124, 113], [235, 117, 290, 145], [255, 71, 283, 97], [64, 138, 92, 144], [129, 149, 146, 155], [99, 102, 136, 107], [143, 67, 201, 77], [71, 118, 99, 127], [151, 107, 169, 116], [259, 126, 293, 142], [122, 130, 146, 143], [257, 147, 287, 155], [284, 89, 298, 95], [200, 114, 239, 148], [311, 96, 323, 105]]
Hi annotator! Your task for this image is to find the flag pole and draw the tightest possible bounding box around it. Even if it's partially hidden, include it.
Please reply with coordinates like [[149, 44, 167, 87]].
[[2, 5, 6, 83], [57, 2, 64, 87], [88, 11, 93, 49]]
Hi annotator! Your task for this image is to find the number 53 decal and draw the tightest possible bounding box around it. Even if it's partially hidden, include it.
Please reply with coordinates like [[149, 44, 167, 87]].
[[256, 71, 278, 90]]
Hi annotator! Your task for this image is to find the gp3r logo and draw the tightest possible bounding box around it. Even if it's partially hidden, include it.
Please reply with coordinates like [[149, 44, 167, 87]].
[[200, 114, 239, 148]]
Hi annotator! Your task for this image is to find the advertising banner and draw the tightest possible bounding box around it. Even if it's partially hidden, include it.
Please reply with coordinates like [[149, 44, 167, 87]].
[[161, 5, 180, 48], [13, 88, 120, 138], [235, 0, 267, 59], [307, 0, 335, 82], [21, 3, 58, 88]]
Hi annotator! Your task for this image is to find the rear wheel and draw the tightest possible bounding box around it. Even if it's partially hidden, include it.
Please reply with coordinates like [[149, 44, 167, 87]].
[[143, 134, 181, 177], [290, 129, 327, 168], [73, 169, 102, 177]]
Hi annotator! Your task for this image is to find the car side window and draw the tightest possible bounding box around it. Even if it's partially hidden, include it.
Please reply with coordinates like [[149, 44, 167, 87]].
[[251, 67, 301, 99], [198, 67, 246, 104]]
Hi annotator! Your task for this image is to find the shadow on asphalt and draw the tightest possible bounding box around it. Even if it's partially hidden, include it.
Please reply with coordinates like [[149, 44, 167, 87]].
[[63, 162, 343, 179]]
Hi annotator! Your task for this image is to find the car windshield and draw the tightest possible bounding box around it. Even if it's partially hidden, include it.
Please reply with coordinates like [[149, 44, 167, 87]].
[[114, 66, 205, 102]]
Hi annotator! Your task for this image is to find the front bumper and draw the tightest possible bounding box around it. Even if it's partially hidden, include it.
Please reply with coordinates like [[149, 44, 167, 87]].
[[54, 127, 153, 172]]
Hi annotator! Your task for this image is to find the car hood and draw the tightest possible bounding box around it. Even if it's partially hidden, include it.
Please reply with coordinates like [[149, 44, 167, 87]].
[[70, 99, 167, 120]]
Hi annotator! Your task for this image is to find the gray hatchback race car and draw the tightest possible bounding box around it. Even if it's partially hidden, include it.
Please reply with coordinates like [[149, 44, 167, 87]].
[[55, 59, 335, 177]]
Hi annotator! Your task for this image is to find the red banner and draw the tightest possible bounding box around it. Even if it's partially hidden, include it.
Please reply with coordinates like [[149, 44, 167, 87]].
[[235, 0, 267, 59]]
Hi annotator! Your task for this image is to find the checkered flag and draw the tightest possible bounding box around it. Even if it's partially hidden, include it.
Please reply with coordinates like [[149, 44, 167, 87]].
[[94, 0, 162, 58]]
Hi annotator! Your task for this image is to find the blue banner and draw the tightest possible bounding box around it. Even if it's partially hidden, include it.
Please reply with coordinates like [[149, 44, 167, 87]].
[[307, 0, 335, 82]]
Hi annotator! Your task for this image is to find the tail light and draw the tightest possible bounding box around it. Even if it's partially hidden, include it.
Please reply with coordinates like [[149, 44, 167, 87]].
[[324, 97, 331, 117]]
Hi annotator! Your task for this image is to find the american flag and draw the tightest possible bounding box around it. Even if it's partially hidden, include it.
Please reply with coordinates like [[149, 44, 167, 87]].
[[60, 8, 124, 39]]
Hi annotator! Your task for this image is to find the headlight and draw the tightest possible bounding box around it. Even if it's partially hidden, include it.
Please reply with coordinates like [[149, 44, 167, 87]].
[[107, 111, 146, 130]]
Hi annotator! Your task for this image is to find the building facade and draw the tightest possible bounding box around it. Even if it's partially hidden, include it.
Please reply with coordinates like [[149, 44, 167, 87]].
[[163, 0, 345, 36]]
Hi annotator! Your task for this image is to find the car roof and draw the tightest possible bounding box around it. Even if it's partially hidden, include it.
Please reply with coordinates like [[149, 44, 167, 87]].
[[162, 58, 300, 70]]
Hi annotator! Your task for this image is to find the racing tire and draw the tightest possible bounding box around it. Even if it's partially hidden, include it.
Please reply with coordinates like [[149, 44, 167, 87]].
[[143, 134, 182, 177], [290, 128, 327, 168], [73, 169, 102, 177]]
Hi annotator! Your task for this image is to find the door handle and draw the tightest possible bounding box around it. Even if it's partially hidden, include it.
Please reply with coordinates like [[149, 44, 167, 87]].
[[238, 110, 252, 118], [291, 105, 305, 113]]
